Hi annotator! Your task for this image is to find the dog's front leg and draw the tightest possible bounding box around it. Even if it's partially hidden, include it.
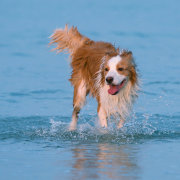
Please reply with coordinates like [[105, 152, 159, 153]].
[[97, 104, 107, 128]]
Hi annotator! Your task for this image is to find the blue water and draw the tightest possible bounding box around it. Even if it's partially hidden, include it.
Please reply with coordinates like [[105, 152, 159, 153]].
[[0, 0, 180, 179]]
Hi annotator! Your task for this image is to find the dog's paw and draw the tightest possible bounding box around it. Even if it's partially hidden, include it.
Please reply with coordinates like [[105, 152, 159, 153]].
[[99, 121, 108, 128], [68, 122, 77, 131]]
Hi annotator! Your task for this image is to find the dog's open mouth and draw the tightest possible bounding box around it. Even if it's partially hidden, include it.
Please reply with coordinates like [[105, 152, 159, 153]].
[[108, 79, 126, 95]]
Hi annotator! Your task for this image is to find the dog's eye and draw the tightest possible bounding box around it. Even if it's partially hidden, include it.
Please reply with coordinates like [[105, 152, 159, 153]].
[[118, 67, 124, 71], [105, 68, 109, 71]]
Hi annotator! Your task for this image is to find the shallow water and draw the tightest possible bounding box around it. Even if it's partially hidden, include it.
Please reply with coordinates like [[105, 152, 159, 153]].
[[0, 0, 180, 179]]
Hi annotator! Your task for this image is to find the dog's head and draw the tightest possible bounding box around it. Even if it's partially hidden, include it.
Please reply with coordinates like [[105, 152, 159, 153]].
[[103, 50, 137, 95]]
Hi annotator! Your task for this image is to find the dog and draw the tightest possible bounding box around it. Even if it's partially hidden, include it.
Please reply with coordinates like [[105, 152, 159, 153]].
[[50, 25, 139, 130]]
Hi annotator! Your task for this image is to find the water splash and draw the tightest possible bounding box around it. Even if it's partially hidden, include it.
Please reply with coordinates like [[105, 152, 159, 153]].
[[0, 113, 179, 145]]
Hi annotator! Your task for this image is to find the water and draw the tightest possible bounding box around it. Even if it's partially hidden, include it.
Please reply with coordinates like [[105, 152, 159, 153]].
[[0, 0, 180, 179]]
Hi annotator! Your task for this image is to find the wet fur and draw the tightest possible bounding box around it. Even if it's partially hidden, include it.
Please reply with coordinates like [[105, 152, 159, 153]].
[[50, 25, 139, 130]]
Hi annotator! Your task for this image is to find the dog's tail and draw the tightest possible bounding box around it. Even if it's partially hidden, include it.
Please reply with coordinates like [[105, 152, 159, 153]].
[[50, 24, 89, 56]]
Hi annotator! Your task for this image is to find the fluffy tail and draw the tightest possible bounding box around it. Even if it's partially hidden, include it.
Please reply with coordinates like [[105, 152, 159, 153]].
[[50, 25, 89, 56]]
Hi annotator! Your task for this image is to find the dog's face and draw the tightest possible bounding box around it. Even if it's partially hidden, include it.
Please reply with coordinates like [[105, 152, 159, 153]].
[[103, 51, 137, 95]]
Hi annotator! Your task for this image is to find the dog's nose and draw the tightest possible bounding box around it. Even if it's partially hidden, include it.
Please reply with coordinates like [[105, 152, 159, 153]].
[[106, 77, 113, 84]]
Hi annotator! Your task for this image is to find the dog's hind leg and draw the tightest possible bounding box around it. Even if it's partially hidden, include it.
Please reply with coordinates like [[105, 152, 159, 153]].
[[69, 80, 87, 131], [117, 118, 125, 129]]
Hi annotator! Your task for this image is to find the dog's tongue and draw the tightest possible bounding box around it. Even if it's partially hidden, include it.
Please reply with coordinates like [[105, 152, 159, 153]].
[[108, 85, 120, 95], [108, 80, 126, 95]]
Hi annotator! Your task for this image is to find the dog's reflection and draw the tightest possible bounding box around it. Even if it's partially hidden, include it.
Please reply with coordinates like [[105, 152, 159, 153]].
[[70, 143, 139, 180]]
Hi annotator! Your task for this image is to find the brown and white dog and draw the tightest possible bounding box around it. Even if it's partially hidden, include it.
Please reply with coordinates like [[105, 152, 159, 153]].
[[50, 25, 139, 130]]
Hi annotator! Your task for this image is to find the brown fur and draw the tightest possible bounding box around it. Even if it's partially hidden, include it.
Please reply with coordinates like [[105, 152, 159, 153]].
[[70, 41, 119, 97], [50, 25, 138, 130], [50, 25, 90, 56]]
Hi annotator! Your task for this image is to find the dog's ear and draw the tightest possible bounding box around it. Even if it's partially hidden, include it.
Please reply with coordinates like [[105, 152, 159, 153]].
[[116, 48, 120, 53], [120, 50, 133, 60], [105, 51, 115, 56]]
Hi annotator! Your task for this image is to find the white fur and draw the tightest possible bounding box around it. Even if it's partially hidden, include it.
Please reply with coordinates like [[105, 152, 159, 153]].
[[94, 56, 106, 91], [98, 106, 107, 127], [99, 81, 138, 119], [108, 55, 121, 69], [69, 114, 78, 131], [106, 55, 126, 85]]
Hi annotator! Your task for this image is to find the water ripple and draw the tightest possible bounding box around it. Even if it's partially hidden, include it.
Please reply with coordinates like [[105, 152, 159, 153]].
[[146, 81, 180, 85], [11, 52, 32, 57], [8, 89, 63, 97]]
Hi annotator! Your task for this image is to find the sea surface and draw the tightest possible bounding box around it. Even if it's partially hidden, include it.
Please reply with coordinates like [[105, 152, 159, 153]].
[[0, 0, 180, 179]]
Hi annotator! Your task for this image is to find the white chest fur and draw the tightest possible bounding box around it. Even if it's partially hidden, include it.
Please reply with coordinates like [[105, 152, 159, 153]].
[[99, 81, 137, 119]]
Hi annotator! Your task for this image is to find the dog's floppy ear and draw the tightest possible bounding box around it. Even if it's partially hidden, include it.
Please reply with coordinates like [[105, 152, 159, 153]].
[[116, 47, 120, 53], [120, 50, 133, 60]]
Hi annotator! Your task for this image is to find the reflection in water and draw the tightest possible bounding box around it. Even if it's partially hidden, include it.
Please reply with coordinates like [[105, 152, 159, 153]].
[[70, 143, 140, 180]]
